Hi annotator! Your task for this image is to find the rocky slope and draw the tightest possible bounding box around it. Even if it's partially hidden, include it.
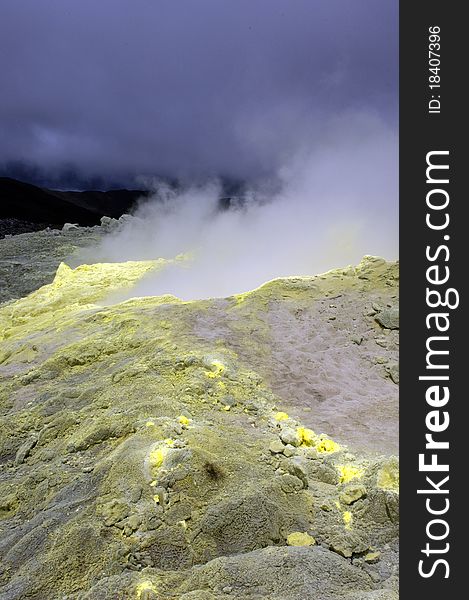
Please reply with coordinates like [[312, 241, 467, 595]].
[[0, 234, 399, 599], [0, 227, 106, 303]]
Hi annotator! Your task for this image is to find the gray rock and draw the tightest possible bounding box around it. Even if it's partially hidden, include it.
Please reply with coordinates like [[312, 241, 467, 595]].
[[340, 484, 367, 505], [62, 223, 80, 231], [385, 363, 399, 384], [269, 440, 285, 454], [179, 546, 375, 599], [283, 444, 296, 457], [278, 474, 304, 494], [100, 215, 120, 230], [197, 493, 284, 557], [280, 427, 301, 447], [222, 395, 237, 407], [0, 226, 106, 303], [14, 436, 38, 465], [285, 458, 309, 489], [375, 306, 399, 330]]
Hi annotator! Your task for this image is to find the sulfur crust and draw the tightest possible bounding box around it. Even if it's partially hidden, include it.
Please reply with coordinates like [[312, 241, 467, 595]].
[[297, 426, 340, 453], [337, 465, 363, 484], [0, 256, 399, 598]]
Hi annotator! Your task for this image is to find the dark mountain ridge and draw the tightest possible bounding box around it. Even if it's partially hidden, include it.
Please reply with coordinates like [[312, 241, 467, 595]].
[[0, 177, 148, 228]]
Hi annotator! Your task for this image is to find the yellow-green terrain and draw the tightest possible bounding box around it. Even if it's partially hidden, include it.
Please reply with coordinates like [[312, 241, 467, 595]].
[[0, 230, 399, 599]]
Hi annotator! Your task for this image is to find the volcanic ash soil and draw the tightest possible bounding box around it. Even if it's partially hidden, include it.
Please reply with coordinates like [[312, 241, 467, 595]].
[[0, 229, 399, 599]]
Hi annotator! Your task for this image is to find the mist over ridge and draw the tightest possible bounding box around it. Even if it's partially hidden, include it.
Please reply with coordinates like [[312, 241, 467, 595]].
[[77, 112, 398, 300], [1, 1, 398, 298]]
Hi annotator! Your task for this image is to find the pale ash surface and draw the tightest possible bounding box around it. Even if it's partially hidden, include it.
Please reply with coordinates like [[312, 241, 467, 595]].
[[192, 258, 399, 456]]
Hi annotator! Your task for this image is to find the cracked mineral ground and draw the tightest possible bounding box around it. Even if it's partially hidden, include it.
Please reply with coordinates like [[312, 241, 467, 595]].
[[0, 225, 399, 600]]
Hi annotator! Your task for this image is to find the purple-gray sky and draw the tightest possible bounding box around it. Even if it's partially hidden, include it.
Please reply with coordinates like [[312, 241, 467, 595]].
[[0, 0, 397, 188]]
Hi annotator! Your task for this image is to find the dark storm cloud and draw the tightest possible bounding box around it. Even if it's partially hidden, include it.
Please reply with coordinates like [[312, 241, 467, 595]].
[[0, 0, 397, 185]]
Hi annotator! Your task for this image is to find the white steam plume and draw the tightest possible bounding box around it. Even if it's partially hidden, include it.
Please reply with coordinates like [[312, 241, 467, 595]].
[[77, 112, 398, 301]]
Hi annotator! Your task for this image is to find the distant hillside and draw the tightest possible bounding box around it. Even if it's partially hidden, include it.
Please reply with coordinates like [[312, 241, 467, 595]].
[[0, 177, 148, 227]]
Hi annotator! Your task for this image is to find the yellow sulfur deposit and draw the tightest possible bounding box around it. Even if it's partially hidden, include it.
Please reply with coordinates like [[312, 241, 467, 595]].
[[296, 426, 316, 446], [0, 259, 171, 343], [136, 580, 157, 599], [343, 511, 353, 529], [286, 532, 316, 547], [316, 437, 340, 454], [337, 465, 363, 484], [149, 447, 167, 470], [377, 458, 399, 492], [206, 360, 225, 378], [274, 412, 289, 421], [147, 439, 176, 478], [296, 427, 340, 453], [0, 251, 399, 598]]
